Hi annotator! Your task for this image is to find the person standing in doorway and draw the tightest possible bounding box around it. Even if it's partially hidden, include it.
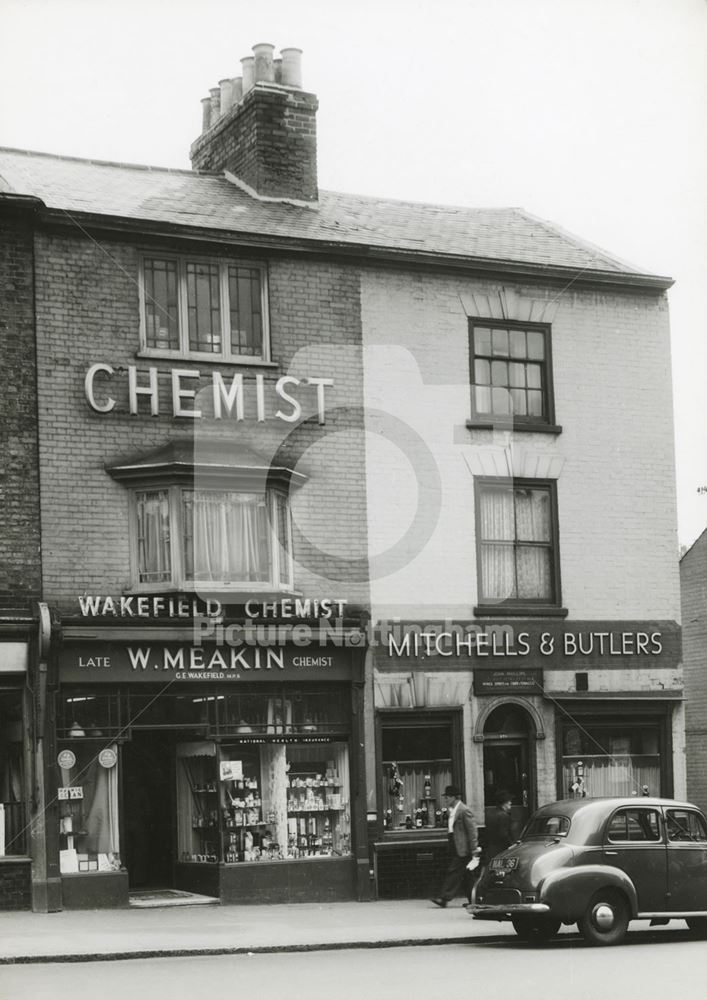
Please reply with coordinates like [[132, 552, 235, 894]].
[[484, 790, 515, 863], [431, 784, 479, 907]]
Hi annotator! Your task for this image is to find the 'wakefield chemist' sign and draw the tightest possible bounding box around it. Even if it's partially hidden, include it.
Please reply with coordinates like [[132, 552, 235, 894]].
[[384, 621, 680, 670], [59, 642, 354, 682]]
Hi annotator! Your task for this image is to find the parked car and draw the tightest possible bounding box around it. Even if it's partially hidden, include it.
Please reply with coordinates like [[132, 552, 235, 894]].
[[468, 797, 707, 945]]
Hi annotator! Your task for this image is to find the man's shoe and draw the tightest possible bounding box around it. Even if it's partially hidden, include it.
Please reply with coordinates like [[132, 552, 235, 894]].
[[430, 898, 447, 908]]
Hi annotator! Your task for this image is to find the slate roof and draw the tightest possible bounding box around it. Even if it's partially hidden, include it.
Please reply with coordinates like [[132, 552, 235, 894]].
[[0, 146, 666, 284]]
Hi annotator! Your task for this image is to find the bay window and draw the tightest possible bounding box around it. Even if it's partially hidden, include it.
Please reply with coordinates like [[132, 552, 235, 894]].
[[131, 486, 293, 591]]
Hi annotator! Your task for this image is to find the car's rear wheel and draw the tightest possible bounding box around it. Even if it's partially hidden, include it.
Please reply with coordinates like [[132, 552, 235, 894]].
[[511, 916, 561, 943], [686, 917, 707, 938], [578, 890, 629, 946]]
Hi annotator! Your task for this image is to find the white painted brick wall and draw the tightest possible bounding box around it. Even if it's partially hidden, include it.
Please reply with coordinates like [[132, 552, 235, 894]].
[[361, 270, 681, 623]]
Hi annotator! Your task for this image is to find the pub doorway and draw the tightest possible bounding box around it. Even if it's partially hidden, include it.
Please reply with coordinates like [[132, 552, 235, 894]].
[[482, 703, 535, 838], [122, 731, 176, 889]]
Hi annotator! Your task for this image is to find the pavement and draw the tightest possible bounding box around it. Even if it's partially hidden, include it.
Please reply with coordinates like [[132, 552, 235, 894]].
[[0, 897, 691, 965], [0, 898, 514, 964]]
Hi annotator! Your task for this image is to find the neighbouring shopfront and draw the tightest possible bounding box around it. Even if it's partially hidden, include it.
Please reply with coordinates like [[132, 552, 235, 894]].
[[370, 618, 683, 899], [54, 615, 368, 909], [0, 637, 31, 910]]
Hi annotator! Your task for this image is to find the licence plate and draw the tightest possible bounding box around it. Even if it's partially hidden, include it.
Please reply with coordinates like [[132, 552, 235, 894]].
[[490, 857, 518, 870]]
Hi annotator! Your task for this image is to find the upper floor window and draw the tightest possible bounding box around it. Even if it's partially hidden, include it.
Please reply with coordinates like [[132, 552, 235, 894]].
[[140, 255, 269, 362], [132, 486, 293, 592], [107, 440, 305, 594], [475, 479, 561, 609], [469, 320, 556, 427]]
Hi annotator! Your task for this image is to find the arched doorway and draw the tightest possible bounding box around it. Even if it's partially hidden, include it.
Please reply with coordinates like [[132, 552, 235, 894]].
[[482, 704, 535, 835]]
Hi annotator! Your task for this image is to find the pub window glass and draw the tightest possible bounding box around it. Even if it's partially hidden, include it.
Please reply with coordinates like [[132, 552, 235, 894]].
[[381, 719, 454, 831]]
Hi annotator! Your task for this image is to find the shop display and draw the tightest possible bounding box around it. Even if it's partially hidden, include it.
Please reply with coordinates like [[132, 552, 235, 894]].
[[286, 765, 347, 857], [57, 742, 121, 873], [177, 740, 352, 864], [177, 743, 220, 864]]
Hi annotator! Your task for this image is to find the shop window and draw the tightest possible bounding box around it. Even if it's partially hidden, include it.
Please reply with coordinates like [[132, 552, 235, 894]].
[[475, 479, 560, 609], [379, 712, 461, 832], [130, 486, 294, 592], [0, 692, 25, 856], [140, 255, 269, 362], [177, 739, 351, 864], [57, 742, 121, 873], [469, 320, 555, 426], [561, 719, 663, 798], [218, 686, 349, 737], [58, 691, 121, 740]]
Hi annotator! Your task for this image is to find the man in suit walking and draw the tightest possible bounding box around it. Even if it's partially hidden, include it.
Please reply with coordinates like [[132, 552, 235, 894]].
[[431, 784, 480, 907]]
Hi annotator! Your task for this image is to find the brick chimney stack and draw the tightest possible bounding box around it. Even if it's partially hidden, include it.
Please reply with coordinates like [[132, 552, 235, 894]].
[[190, 44, 318, 204]]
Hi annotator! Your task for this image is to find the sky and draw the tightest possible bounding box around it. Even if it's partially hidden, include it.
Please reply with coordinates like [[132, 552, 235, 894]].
[[1, 0, 705, 547]]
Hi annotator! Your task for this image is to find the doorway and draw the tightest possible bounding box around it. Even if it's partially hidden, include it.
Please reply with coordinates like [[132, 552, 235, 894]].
[[122, 731, 175, 889], [482, 704, 534, 836]]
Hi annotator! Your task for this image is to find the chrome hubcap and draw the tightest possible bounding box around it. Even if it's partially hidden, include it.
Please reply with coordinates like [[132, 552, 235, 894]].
[[593, 903, 615, 930]]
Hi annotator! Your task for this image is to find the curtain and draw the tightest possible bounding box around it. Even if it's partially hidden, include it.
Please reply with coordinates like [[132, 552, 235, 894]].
[[137, 491, 170, 583], [515, 488, 551, 598], [562, 755, 661, 798], [480, 486, 552, 601], [186, 491, 269, 583], [84, 748, 120, 855], [479, 487, 515, 599]]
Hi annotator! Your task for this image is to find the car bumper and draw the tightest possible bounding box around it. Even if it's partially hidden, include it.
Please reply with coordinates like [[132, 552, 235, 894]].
[[467, 902, 551, 921]]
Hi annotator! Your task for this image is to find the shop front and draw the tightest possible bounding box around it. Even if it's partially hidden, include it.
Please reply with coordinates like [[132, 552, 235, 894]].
[[370, 618, 683, 899], [55, 625, 368, 908]]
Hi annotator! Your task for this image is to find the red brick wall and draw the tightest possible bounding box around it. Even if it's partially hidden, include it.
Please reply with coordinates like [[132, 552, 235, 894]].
[[32, 230, 368, 613], [681, 529, 707, 812], [0, 205, 42, 611], [191, 87, 318, 202]]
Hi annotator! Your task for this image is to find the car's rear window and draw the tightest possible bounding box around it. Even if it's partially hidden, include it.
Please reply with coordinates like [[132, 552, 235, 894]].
[[523, 814, 570, 838], [607, 808, 661, 842]]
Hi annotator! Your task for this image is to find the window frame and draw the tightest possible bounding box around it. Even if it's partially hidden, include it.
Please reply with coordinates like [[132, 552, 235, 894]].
[[474, 476, 563, 615], [468, 318, 559, 431], [138, 252, 272, 365], [127, 483, 294, 594], [605, 807, 662, 844]]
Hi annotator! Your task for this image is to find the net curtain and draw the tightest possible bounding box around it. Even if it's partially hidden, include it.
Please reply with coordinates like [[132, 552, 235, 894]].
[[186, 491, 269, 582], [480, 486, 551, 600]]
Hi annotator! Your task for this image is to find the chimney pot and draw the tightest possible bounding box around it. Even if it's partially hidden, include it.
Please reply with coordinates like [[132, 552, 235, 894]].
[[241, 56, 255, 94], [219, 78, 234, 115], [273, 58, 282, 85], [280, 47, 303, 88], [209, 87, 221, 121], [201, 97, 212, 133], [253, 42, 275, 83], [231, 76, 243, 104]]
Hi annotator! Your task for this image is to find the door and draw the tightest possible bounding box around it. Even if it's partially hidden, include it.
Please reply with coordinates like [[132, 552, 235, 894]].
[[122, 731, 176, 889], [482, 703, 535, 836], [483, 742, 531, 836], [665, 807, 707, 911], [602, 806, 668, 912]]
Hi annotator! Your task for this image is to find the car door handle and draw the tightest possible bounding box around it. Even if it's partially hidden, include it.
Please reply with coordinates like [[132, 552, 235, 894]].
[[605, 850, 618, 856]]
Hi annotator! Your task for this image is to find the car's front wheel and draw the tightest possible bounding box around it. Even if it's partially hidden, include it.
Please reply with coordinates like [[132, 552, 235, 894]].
[[686, 917, 707, 938], [578, 890, 629, 946], [511, 916, 561, 943]]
